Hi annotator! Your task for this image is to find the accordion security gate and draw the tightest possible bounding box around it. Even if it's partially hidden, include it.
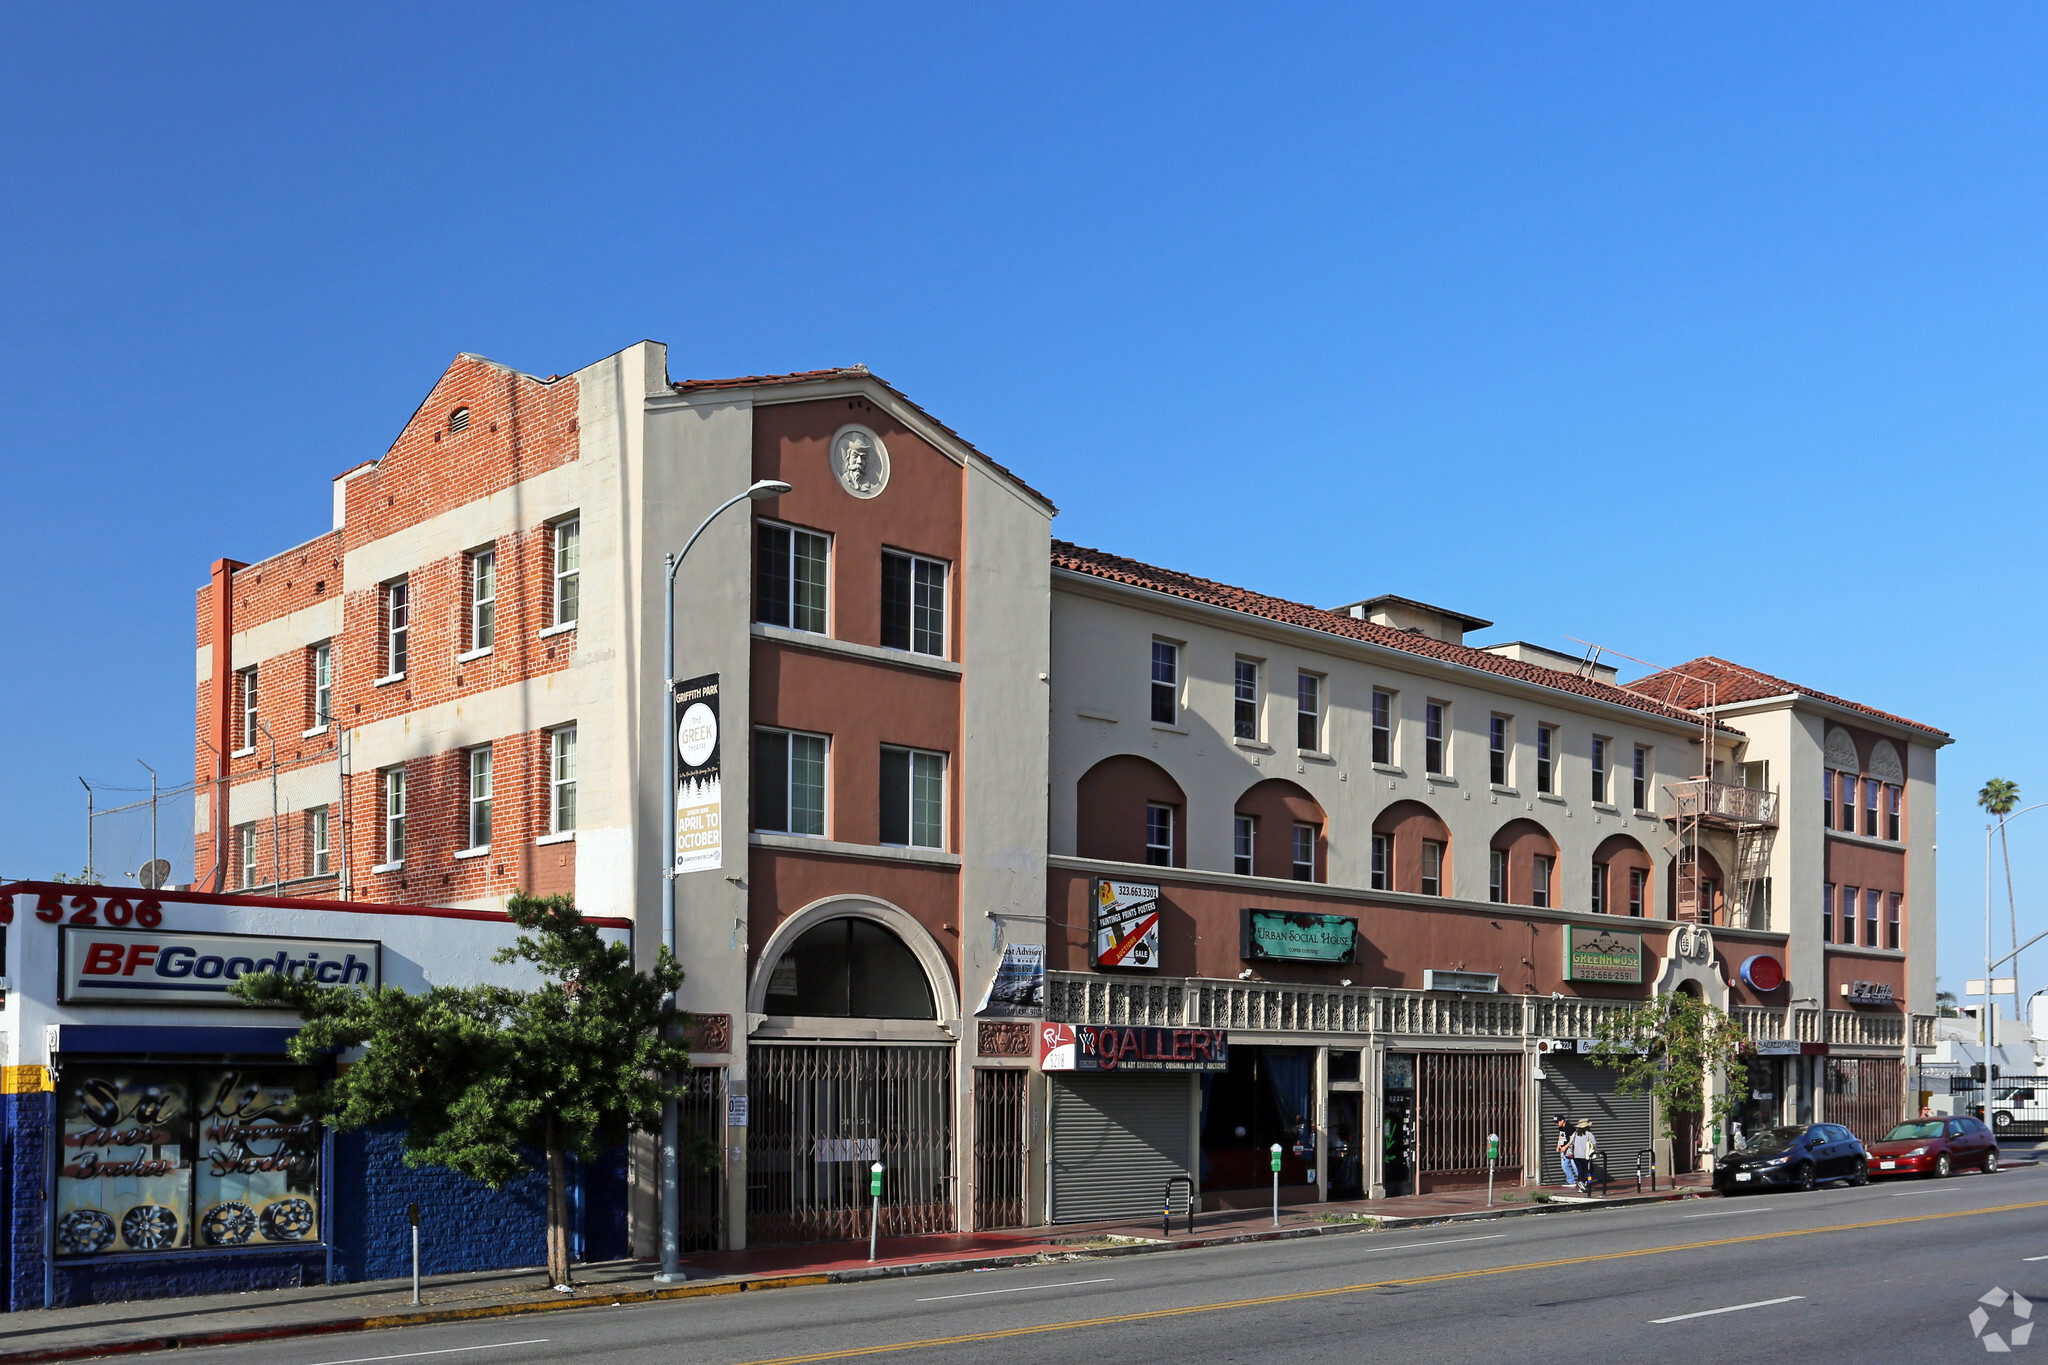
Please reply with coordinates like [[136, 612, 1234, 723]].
[[678, 1068, 727, 1253], [973, 1069, 1029, 1230], [747, 1044, 954, 1246], [1415, 1051, 1524, 1190], [1825, 1057, 1905, 1146]]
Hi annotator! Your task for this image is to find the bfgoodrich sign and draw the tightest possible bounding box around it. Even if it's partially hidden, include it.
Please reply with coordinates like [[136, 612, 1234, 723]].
[[60, 928, 379, 1005]]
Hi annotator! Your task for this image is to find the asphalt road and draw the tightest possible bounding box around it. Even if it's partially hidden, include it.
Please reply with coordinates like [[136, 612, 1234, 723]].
[[148, 1160, 2048, 1365]]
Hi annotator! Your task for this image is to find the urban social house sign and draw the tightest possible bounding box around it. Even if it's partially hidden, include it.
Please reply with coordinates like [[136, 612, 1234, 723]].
[[1240, 910, 1359, 964], [1563, 926, 1643, 984]]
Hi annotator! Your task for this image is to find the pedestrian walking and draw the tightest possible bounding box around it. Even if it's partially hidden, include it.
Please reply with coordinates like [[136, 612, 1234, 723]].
[[1554, 1116, 1577, 1189], [1570, 1120, 1598, 1195]]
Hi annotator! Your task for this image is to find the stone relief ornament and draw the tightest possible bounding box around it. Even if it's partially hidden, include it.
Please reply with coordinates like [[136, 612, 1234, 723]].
[[831, 425, 890, 499], [1674, 923, 1715, 964]]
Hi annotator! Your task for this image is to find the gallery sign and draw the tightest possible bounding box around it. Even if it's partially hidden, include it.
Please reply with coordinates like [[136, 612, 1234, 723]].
[[674, 673, 722, 875], [1091, 879, 1160, 971], [1564, 925, 1643, 984], [60, 928, 379, 1005], [1241, 910, 1358, 964], [1038, 1023, 1228, 1073]]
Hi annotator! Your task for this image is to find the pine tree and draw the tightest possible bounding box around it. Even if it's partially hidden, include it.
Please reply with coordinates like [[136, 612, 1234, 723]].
[[233, 891, 694, 1286]]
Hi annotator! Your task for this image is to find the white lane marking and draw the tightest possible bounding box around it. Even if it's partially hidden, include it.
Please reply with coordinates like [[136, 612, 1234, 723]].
[[1652, 1296, 1804, 1324], [1682, 1211, 1741, 1218], [1354, 1234, 1508, 1253], [919, 1278, 1114, 1302], [1889, 1188, 1966, 1197], [2025, 1255, 2048, 1262], [302, 1342, 551, 1365]]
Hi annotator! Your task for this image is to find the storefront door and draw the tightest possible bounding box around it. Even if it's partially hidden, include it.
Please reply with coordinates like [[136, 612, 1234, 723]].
[[1381, 1053, 1417, 1197], [1198, 1044, 1316, 1200]]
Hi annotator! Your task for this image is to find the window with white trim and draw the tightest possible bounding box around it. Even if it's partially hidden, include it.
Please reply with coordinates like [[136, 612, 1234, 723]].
[[1633, 745, 1650, 810], [1233, 815, 1254, 875], [1425, 701, 1447, 775], [239, 666, 259, 750], [881, 550, 947, 657], [1535, 725, 1556, 795], [1151, 641, 1179, 725], [1291, 823, 1316, 882], [468, 547, 496, 651], [1296, 673, 1321, 751], [1370, 833, 1392, 891], [550, 727, 577, 834], [467, 746, 493, 849], [1488, 716, 1509, 786], [1532, 854, 1553, 909], [552, 518, 580, 627], [1145, 803, 1174, 866], [1233, 659, 1259, 741], [754, 728, 827, 836], [879, 746, 945, 848], [382, 767, 406, 864], [310, 806, 330, 877], [1591, 737, 1609, 803], [756, 523, 829, 634], [1489, 848, 1507, 904], [311, 642, 332, 728], [1629, 867, 1646, 917], [238, 823, 258, 890], [384, 578, 409, 676], [1590, 860, 1608, 913], [1421, 839, 1445, 897], [1372, 690, 1394, 765]]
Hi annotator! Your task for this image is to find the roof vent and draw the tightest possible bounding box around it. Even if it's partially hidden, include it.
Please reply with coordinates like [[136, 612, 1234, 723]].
[[449, 407, 471, 433]]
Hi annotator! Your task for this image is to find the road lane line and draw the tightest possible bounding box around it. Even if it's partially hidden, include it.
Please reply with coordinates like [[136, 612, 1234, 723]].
[[1353, 1234, 1508, 1252], [2026, 1255, 2048, 1261], [1652, 1295, 1804, 1323], [723, 1198, 2048, 1365], [919, 1279, 1114, 1302], [302, 1342, 551, 1365]]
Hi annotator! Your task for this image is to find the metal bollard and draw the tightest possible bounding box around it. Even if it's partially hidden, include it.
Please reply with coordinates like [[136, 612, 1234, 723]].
[[408, 1203, 421, 1305]]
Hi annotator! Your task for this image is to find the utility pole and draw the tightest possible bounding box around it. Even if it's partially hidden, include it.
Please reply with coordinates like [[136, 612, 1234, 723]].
[[138, 759, 158, 878]]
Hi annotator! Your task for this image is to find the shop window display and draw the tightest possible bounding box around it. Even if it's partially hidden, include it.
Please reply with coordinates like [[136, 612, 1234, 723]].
[[56, 1065, 321, 1257]]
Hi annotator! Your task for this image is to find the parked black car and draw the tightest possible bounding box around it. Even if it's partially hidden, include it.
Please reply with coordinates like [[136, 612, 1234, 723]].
[[1712, 1123, 1870, 1193]]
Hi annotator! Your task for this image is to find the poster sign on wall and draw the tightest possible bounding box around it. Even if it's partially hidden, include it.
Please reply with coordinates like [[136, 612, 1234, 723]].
[[1038, 1023, 1228, 1072], [1091, 879, 1160, 971], [1564, 925, 1644, 983], [1241, 910, 1359, 963], [976, 942, 1045, 1017], [674, 673, 722, 875]]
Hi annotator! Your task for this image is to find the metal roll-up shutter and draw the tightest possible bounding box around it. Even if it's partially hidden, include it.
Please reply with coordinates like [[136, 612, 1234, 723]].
[[1050, 1074, 1192, 1223], [1537, 1054, 1654, 1184]]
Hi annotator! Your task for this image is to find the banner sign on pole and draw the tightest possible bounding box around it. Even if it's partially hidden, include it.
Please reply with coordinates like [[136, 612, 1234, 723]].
[[674, 673, 722, 875], [976, 942, 1045, 1017]]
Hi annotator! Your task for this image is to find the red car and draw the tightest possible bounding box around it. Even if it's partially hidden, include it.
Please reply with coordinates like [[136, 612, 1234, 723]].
[[1867, 1116, 2000, 1179]]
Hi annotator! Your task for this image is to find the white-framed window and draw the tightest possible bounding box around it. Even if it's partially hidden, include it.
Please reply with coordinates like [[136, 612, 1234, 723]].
[[880, 746, 946, 848], [467, 746, 493, 849], [1888, 893, 1902, 949], [238, 823, 258, 890], [754, 728, 828, 836], [1425, 701, 1447, 775], [881, 550, 947, 657], [239, 666, 260, 750], [310, 806, 330, 876], [1296, 672, 1322, 751], [1532, 854, 1553, 908], [1590, 860, 1608, 914], [1151, 641, 1179, 725], [1291, 823, 1316, 882], [1421, 839, 1445, 897], [382, 766, 406, 864], [1145, 803, 1174, 866], [1633, 745, 1650, 810], [1863, 777, 1880, 837], [1591, 737, 1609, 803], [1864, 887, 1881, 946], [311, 642, 332, 727], [469, 547, 496, 651], [384, 578, 409, 677], [1629, 867, 1646, 917], [1234, 659, 1260, 741], [1488, 716, 1509, 786], [1822, 883, 1836, 943], [553, 518, 580, 627], [1370, 833, 1392, 891], [1372, 690, 1394, 765], [1535, 725, 1556, 794], [756, 522, 829, 634], [550, 726, 577, 834], [1233, 815, 1254, 875], [1886, 784, 1902, 841], [1488, 848, 1507, 904]]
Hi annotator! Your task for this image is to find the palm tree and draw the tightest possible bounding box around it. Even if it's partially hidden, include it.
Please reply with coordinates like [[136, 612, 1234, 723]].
[[1935, 987, 1959, 1018], [1979, 778, 2022, 1010]]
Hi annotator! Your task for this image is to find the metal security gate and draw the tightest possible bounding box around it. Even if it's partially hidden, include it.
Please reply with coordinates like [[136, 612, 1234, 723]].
[[973, 1070, 1029, 1229], [678, 1067, 727, 1252], [1537, 1055, 1652, 1185], [1825, 1057, 1905, 1146], [1050, 1074, 1192, 1223], [747, 1045, 954, 1246], [1416, 1052, 1523, 1191]]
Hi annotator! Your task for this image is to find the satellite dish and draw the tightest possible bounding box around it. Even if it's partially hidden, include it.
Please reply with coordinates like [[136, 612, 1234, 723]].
[[139, 859, 173, 890]]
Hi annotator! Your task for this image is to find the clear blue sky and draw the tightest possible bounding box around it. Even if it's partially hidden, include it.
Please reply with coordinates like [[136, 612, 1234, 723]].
[[5, 5, 2043, 1010]]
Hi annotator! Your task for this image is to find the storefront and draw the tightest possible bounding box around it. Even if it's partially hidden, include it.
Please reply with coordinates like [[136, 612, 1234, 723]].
[[1041, 1023, 1218, 1222], [0, 883, 634, 1309], [1534, 1044, 1653, 1186]]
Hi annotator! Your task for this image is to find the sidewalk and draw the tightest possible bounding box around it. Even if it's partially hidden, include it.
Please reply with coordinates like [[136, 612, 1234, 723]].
[[0, 1174, 1714, 1363]]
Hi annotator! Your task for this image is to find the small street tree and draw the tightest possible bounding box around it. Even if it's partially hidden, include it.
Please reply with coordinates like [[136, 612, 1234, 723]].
[[1588, 992, 1751, 1146], [233, 891, 692, 1286]]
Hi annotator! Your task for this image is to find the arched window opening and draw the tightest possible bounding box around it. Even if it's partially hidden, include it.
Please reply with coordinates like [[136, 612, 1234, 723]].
[[762, 917, 935, 1019]]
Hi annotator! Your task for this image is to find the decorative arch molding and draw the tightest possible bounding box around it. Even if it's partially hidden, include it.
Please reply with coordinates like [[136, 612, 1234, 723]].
[[1653, 926, 1727, 1006], [1593, 832, 1655, 917], [1867, 739, 1904, 784], [747, 894, 960, 1022], [1077, 755, 1187, 867], [1489, 817, 1559, 908], [1234, 778, 1328, 881], [1372, 800, 1452, 896], [1823, 727, 1860, 773]]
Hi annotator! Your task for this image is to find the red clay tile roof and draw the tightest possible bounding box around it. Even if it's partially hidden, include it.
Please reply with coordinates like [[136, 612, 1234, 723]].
[[1628, 657, 1949, 739], [672, 367, 1056, 511], [1052, 541, 1729, 731]]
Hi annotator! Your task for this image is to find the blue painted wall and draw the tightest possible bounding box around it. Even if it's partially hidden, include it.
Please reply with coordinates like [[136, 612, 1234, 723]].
[[3, 1092, 50, 1312]]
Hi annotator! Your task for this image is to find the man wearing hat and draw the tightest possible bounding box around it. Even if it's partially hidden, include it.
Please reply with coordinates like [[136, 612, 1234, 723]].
[[1554, 1116, 1577, 1189], [1569, 1120, 1598, 1195]]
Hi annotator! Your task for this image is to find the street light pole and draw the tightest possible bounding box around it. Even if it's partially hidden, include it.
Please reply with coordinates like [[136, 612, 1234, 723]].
[[656, 478, 790, 1284]]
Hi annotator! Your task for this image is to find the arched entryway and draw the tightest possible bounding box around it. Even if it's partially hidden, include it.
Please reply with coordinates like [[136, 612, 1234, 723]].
[[1233, 778, 1327, 881], [1670, 980, 1706, 1174], [747, 900, 956, 1246], [1076, 755, 1186, 867]]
